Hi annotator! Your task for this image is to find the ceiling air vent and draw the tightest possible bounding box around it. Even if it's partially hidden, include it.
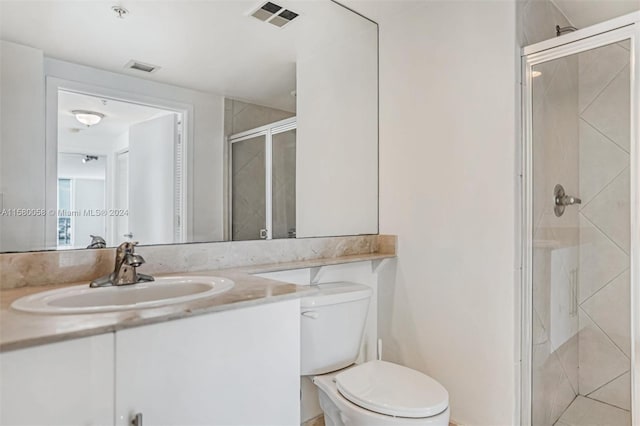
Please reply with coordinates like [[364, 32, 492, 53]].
[[250, 2, 299, 28], [124, 60, 160, 73]]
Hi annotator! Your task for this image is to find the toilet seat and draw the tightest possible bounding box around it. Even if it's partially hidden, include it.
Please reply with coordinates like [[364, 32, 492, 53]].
[[335, 360, 449, 418]]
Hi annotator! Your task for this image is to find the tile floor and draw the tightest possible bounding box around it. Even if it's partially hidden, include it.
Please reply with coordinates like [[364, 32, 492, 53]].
[[554, 395, 630, 426]]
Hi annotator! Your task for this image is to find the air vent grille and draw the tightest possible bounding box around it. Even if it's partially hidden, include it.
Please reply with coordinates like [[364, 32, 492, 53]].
[[124, 60, 160, 73], [250, 2, 298, 28]]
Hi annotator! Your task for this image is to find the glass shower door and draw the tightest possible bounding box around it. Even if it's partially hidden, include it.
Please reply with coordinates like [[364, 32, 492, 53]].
[[229, 119, 297, 241], [231, 134, 267, 241], [271, 128, 296, 239], [530, 39, 631, 425]]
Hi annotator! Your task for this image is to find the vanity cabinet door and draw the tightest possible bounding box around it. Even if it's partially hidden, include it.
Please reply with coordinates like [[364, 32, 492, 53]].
[[114, 300, 300, 426], [0, 334, 115, 425]]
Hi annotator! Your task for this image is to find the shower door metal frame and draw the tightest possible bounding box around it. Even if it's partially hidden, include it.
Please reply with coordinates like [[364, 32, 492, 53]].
[[520, 13, 640, 426], [227, 117, 297, 241]]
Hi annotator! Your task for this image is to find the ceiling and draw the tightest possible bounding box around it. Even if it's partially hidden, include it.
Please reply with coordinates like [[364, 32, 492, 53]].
[[0, 0, 371, 112], [551, 0, 639, 29], [58, 91, 173, 140], [58, 153, 107, 180]]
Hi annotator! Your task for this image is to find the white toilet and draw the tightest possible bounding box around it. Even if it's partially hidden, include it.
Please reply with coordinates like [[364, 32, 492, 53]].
[[301, 282, 450, 426]]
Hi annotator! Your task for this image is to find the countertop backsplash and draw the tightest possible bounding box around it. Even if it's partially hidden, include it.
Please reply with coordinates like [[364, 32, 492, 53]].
[[0, 235, 397, 290]]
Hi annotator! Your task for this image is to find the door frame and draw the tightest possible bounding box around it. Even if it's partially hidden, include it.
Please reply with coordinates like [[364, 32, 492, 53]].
[[45, 78, 191, 247], [228, 117, 296, 241], [113, 148, 130, 244], [520, 18, 639, 425]]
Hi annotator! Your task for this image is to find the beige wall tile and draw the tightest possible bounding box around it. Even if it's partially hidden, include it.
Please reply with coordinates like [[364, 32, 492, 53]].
[[581, 169, 630, 254], [580, 269, 630, 357], [581, 65, 631, 153], [577, 309, 629, 395], [587, 371, 631, 411], [578, 119, 629, 204]]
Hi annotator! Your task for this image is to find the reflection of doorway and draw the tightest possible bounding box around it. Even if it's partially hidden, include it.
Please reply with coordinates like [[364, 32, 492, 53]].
[[229, 117, 296, 241], [56, 90, 185, 248], [57, 153, 107, 248]]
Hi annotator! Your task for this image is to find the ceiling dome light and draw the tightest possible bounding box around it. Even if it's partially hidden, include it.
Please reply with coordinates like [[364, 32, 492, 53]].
[[72, 110, 105, 127]]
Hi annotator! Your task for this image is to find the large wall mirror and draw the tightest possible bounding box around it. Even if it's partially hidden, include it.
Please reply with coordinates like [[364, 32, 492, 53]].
[[0, 0, 378, 252]]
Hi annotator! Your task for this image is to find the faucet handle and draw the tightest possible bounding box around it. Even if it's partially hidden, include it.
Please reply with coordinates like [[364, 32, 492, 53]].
[[87, 235, 106, 249]]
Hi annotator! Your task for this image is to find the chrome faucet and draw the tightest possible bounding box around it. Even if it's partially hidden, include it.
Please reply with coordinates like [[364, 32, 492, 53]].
[[87, 235, 107, 249], [90, 241, 154, 288]]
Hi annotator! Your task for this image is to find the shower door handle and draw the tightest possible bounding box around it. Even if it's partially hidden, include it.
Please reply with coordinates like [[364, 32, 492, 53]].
[[556, 195, 581, 206], [554, 184, 581, 217]]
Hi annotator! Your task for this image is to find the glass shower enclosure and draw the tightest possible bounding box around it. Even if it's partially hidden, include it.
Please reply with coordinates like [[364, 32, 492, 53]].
[[521, 13, 639, 426], [228, 117, 297, 241]]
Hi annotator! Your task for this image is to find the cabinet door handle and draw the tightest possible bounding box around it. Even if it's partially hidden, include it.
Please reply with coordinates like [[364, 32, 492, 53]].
[[131, 413, 143, 426]]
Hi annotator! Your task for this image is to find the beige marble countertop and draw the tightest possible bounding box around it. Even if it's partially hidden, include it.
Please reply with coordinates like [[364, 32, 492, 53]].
[[0, 253, 394, 352]]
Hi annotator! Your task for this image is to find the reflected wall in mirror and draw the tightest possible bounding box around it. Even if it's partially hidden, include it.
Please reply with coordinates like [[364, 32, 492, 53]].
[[0, 0, 378, 252]]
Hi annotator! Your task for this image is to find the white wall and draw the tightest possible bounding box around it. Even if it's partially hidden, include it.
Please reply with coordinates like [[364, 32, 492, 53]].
[[296, 21, 378, 238], [347, 1, 519, 424], [44, 58, 225, 243], [0, 41, 46, 252]]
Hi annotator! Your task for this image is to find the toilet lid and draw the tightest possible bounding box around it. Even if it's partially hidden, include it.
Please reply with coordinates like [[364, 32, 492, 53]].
[[335, 360, 449, 418]]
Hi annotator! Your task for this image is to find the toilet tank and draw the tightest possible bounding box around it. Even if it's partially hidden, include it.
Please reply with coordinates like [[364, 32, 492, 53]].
[[300, 282, 372, 376]]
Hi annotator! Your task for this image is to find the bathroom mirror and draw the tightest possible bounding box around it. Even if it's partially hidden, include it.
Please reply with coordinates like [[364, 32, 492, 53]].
[[0, 0, 378, 252]]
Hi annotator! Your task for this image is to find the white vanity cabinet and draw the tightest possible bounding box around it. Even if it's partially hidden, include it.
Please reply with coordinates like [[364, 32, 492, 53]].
[[0, 299, 300, 426], [0, 334, 115, 426], [114, 300, 300, 426]]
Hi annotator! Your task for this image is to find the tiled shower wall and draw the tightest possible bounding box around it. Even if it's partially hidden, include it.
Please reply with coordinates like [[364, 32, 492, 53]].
[[576, 40, 631, 411], [224, 99, 294, 136], [518, 0, 572, 46]]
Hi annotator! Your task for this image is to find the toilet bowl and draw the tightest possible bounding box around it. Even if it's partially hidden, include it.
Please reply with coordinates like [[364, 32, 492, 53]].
[[314, 362, 450, 426], [300, 283, 450, 426]]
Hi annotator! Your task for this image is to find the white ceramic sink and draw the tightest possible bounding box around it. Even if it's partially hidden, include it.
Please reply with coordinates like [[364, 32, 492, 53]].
[[11, 276, 234, 314]]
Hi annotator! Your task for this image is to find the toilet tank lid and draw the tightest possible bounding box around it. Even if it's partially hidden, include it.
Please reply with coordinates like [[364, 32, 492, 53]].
[[300, 282, 372, 308], [336, 360, 449, 418]]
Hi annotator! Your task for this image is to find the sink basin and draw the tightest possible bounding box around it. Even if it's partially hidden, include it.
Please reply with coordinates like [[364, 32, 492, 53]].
[[11, 276, 234, 314]]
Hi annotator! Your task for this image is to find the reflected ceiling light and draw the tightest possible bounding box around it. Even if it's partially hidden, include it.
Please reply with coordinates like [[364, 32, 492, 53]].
[[531, 70, 542, 78], [72, 110, 105, 127]]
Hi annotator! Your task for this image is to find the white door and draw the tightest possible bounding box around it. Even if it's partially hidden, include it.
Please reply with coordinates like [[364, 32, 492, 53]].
[[128, 114, 177, 245], [115, 151, 130, 242]]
